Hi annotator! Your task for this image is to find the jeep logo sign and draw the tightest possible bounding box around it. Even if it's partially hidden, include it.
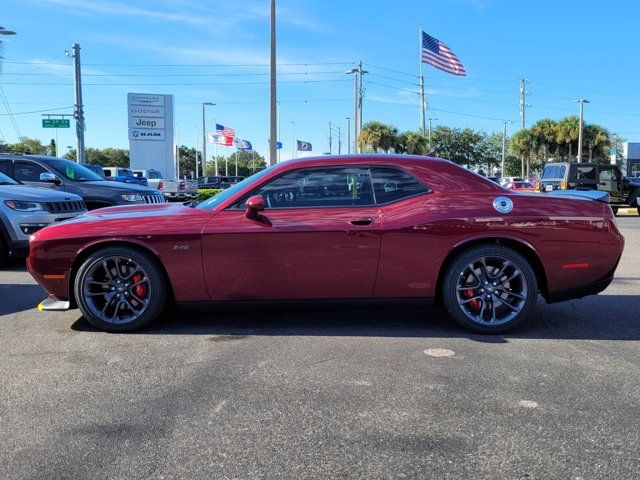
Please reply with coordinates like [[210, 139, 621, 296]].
[[128, 117, 165, 129], [127, 92, 175, 179]]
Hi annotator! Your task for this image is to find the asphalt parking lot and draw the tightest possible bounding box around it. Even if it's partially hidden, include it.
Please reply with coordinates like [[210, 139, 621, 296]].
[[1, 216, 639, 479]]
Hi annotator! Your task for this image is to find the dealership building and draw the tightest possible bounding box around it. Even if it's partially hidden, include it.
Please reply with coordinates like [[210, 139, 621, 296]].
[[623, 142, 640, 178]]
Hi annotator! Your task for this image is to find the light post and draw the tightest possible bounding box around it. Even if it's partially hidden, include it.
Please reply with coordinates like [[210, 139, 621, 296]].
[[501, 121, 513, 179], [290, 121, 296, 159], [572, 99, 590, 163], [201, 102, 214, 177], [427, 117, 437, 151], [269, 0, 277, 166]]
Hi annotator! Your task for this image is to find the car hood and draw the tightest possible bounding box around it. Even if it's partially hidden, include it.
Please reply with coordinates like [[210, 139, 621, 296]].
[[0, 184, 82, 202], [66, 202, 185, 222], [77, 180, 158, 193]]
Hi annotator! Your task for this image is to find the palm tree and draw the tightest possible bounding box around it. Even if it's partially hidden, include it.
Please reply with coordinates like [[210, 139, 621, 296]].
[[555, 116, 580, 161], [359, 121, 399, 153], [530, 119, 558, 164], [509, 129, 537, 177], [397, 131, 428, 155], [584, 124, 610, 162]]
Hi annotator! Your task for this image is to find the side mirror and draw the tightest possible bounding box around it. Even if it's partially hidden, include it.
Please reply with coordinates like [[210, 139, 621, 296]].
[[245, 195, 269, 223], [40, 172, 61, 185]]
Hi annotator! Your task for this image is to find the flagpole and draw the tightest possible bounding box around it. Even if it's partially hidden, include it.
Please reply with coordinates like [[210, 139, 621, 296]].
[[235, 145, 238, 176], [213, 119, 218, 176], [419, 22, 426, 138]]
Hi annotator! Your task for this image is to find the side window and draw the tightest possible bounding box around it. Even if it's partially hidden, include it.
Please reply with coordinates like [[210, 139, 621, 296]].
[[574, 166, 597, 181], [370, 167, 429, 204], [13, 161, 47, 182], [242, 167, 374, 208], [103, 169, 112, 177], [600, 168, 613, 181]]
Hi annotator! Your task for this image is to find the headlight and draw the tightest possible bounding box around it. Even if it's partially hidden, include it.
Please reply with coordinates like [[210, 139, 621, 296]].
[[4, 200, 43, 212], [121, 194, 143, 202]]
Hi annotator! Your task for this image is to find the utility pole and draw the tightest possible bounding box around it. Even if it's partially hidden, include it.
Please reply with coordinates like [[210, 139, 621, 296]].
[[519, 78, 531, 177], [66, 44, 85, 164], [277, 100, 281, 163], [337, 126, 341, 155], [328, 121, 333, 155], [428, 117, 437, 150], [269, 0, 278, 166], [345, 62, 368, 154], [573, 99, 590, 163], [345, 117, 352, 154]]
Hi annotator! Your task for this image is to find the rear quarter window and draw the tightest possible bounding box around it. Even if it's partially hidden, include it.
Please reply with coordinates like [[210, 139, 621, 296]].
[[542, 165, 566, 179]]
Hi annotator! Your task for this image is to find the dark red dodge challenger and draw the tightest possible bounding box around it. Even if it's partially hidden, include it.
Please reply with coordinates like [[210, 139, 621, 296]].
[[28, 155, 624, 333]]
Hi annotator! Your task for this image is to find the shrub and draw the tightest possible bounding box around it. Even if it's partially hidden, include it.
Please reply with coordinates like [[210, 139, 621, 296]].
[[197, 188, 223, 202]]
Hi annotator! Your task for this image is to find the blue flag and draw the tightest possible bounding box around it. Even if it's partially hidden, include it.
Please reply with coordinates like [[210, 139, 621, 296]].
[[234, 139, 252, 151], [276, 141, 282, 150]]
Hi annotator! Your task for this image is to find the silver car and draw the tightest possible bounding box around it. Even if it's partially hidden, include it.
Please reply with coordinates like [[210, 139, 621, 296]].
[[0, 171, 86, 263]]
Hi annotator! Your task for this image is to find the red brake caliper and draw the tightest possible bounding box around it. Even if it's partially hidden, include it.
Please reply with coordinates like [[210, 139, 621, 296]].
[[132, 273, 147, 299], [463, 289, 482, 310]]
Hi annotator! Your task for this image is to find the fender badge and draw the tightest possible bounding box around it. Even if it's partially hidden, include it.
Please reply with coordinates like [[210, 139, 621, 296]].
[[493, 196, 513, 214], [172, 245, 190, 250]]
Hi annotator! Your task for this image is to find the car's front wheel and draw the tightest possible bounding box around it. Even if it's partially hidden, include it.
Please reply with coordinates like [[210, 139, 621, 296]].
[[442, 245, 538, 334], [74, 246, 167, 332]]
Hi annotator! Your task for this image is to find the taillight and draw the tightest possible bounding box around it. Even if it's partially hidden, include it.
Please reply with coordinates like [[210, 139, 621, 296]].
[[157, 181, 163, 190]]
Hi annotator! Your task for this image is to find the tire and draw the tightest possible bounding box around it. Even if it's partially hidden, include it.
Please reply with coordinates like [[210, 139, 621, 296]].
[[611, 206, 618, 216], [442, 244, 538, 334], [74, 246, 167, 332]]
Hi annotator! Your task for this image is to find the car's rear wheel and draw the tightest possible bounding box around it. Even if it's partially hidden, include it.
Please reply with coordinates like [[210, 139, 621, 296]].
[[442, 245, 538, 334], [74, 246, 167, 332]]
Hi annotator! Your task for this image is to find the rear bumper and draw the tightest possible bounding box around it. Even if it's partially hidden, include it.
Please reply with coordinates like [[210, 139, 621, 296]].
[[545, 263, 618, 303]]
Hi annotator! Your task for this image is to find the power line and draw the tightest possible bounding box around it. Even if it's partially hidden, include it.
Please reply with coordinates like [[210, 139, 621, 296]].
[[0, 70, 347, 77], [0, 105, 73, 116], [0, 79, 352, 86], [2, 60, 354, 67]]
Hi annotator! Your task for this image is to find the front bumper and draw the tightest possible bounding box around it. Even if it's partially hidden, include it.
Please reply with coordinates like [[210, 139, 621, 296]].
[[38, 296, 72, 311]]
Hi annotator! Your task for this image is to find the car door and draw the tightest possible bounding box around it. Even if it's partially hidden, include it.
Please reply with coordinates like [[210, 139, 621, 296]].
[[202, 166, 381, 301], [598, 166, 624, 203]]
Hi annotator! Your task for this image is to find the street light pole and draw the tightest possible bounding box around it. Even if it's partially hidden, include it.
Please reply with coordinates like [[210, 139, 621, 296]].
[[66, 43, 85, 164], [345, 117, 352, 154], [573, 99, 590, 163], [501, 121, 512, 178], [269, 0, 278, 166], [201, 102, 213, 177]]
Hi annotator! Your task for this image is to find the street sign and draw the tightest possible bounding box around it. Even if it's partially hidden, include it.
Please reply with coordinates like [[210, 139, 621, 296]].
[[610, 149, 617, 156], [42, 119, 70, 128]]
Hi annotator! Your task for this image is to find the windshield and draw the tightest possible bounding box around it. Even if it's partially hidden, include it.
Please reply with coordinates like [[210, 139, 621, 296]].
[[541, 165, 566, 179], [195, 167, 274, 210], [48, 158, 104, 182], [0, 171, 19, 185]]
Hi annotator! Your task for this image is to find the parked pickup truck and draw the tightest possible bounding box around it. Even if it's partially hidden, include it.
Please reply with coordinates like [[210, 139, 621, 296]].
[[102, 166, 148, 186], [132, 169, 198, 201], [197, 175, 245, 190], [538, 162, 640, 215]]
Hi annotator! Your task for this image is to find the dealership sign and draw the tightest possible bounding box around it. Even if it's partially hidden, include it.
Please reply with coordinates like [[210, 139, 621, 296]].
[[127, 92, 175, 178]]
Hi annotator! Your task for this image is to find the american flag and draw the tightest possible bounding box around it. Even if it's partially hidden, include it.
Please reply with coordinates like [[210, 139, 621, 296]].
[[421, 31, 466, 77], [215, 123, 236, 138]]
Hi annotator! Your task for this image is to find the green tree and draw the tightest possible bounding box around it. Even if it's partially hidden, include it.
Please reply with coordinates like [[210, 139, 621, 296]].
[[177, 146, 201, 177], [556, 116, 580, 161], [397, 131, 429, 155], [583, 124, 610, 163], [9, 137, 48, 154], [530, 118, 558, 164], [205, 151, 266, 177], [359, 121, 399, 153], [509, 129, 537, 177], [430, 126, 484, 167]]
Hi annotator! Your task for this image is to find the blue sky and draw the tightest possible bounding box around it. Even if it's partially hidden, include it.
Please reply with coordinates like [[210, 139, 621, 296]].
[[1, 0, 639, 161]]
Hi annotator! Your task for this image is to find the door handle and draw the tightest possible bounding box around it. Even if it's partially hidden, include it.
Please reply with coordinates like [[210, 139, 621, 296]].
[[350, 217, 373, 226]]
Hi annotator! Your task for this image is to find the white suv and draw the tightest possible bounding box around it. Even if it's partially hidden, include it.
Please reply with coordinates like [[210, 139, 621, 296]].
[[0, 171, 86, 263]]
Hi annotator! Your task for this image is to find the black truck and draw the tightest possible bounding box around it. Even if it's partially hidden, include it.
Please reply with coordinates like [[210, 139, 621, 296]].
[[538, 162, 640, 215]]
